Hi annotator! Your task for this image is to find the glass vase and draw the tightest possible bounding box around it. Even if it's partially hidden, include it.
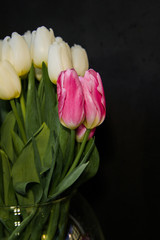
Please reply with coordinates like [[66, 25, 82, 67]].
[[0, 192, 105, 240]]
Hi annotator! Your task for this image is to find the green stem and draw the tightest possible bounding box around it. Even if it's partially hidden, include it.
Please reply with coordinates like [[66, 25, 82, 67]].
[[10, 99, 27, 144], [8, 208, 37, 240], [20, 91, 26, 121], [61, 129, 76, 179], [46, 202, 60, 239], [66, 129, 91, 176], [57, 199, 70, 240]]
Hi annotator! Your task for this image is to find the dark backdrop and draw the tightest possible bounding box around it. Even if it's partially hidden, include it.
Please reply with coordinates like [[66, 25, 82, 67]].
[[1, 0, 160, 239]]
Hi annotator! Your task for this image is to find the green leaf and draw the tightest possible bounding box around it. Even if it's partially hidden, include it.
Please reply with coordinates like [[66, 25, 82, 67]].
[[12, 130, 24, 157], [15, 183, 42, 206], [0, 150, 12, 205], [43, 147, 55, 200], [8, 207, 37, 240], [83, 145, 100, 180], [0, 111, 16, 163], [0, 207, 20, 234], [15, 189, 35, 206], [0, 100, 10, 126], [42, 130, 56, 168], [48, 139, 63, 196], [57, 199, 70, 240], [42, 62, 59, 133], [58, 124, 71, 159], [29, 205, 51, 240], [0, 152, 4, 204], [32, 137, 43, 182], [46, 202, 60, 239], [37, 76, 45, 123], [49, 162, 89, 200], [76, 145, 100, 188], [12, 123, 50, 196], [25, 64, 41, 139], [80, 138, 95, 165]]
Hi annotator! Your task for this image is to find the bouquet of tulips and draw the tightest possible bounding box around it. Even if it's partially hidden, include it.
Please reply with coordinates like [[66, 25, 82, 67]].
[[0, 26, 106, 239]]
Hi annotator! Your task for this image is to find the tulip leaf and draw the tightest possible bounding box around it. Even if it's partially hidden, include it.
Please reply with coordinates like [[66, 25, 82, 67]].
[[27, 204, 51, 240], [43, 147, 55, 200], [58, 124, 71, 159], [45, 202, 60, 239], [83, 144, 100, 180], [48, 138, 64, 196], [32, 136, 49, 201], [48, 162, 89, 200], [0, 150, 17, 206], [12, 123, 50, 197], [37, 76, 45, 123], [11, 130, 24, 157], [80, 138, 95, 165], [25, 64, 41, 140], [0, 100, 10, 126], [75, 144, 100, 188], [42, 62, 59, 133], [0, 152, 4, 204], [15, 182, 43, 205], [8, 207, 37, 240], [0, 111, 16, 163], [0, 207, 19, 235], [0, 150, 11, 205], [42, 130, 56, 168]]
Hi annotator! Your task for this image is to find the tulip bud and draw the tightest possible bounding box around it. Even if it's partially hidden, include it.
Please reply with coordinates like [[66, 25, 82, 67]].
[[0, 60, 21, 100], [76, 124, 96, 142], [32, 26, 55, 68], [71, 44, 89, 76], [48, 40, 72, 84], [1, 32, 31, 77], [57, 69, 85, 129], [79, 69, 106, 129]]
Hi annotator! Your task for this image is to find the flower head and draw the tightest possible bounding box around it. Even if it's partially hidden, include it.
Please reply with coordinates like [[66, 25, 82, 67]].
[[1, 32, 31, 77], [31, 26, 55, 68], [0, 60, 21, 100], [79, 69, 106, 129], [57, 69, 85, 129], [71, 44, 89, 76], [48, 39, 72, 84], [76, 124, 96, 142]]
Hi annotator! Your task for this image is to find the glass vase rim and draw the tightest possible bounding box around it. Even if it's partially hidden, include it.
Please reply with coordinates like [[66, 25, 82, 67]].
[[0, 194, 72, 209]]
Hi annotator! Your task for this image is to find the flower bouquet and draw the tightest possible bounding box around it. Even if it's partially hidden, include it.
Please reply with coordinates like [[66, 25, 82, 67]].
[[0, 26, 106, 239]]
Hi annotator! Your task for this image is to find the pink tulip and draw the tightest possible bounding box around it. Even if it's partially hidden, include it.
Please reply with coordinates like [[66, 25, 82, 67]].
[[57, 69, 85, 129], [79, 69, 106, 129], [76, 124, 96, 142]]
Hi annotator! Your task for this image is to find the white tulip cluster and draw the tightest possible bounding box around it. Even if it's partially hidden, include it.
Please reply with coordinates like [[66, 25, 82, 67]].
[[0, 26, 89, 100]]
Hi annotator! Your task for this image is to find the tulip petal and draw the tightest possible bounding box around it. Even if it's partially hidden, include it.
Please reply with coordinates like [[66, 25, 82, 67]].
[[76, 124, 96, 142], [0, 61, 21, 100], [57, 69, 85, 129], [79, 69, 106, 129]]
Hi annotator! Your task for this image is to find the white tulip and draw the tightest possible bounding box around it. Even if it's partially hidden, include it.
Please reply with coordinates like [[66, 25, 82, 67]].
[[0, 40, 3, 60], [32, 26, 55, 68], [48, 40, 72, 84], [71, 44, 89, 76], [55, 36, 63, 43], [35, 67, 42, 81], [23, 30, 32, 49], [0, 60, 21, 100], [1, 32, 31, 77]]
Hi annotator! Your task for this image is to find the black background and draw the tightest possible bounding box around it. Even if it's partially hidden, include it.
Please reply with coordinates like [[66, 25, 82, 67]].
[[1, 0, 160, 239]]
